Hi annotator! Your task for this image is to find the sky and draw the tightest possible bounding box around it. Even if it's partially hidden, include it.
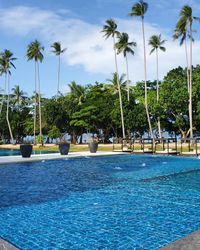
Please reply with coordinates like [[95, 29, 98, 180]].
[[0, 0, 200, 97]]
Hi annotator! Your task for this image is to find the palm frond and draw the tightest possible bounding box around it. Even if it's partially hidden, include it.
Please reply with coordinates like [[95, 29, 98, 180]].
[[129, 1, 148, 18], [51, 42, 67, 56], [26, 40, 44, 62], [149, 48, 155, 55], [115, 32, 136, 58], [102, 19, 118, 39], [149, 34, 166, 54]]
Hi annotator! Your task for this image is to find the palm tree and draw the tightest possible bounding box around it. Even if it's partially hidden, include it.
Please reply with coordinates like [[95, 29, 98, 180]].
[[26, 40, 44, 145], [11, 85, 27, 108], [0, 49, 16, 144], [106, 73, 127, 95], [149, 34, 166, 138], [129, 1, 153, 139], [115, 32, 136, 101], [174, 5, 200, 138], [173, 27, 190, 93], [68, 81, 85, 106], [0, 65, 6, 115], [51, 42, 67, 100], [102, 19, 125, 138]]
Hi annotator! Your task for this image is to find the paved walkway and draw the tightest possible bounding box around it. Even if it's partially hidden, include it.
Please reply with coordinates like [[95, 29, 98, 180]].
[[0, 151, 127, 165]]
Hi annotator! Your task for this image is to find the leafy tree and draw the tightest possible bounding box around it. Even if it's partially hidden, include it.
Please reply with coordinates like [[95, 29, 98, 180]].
[[159, 67, 189, 137], [43, 98, 68, 133], [48, 126, 61, 142]]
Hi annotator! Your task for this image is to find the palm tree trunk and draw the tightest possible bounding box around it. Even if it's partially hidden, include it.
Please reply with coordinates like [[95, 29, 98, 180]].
[[184, 39, 190, 93], [56, 54, 61, 101], [113, 36, 125, 138], [34, 60, 37, 145], [0, 74, 7, 115], [189, 24, 193, 138], [125, 55, 130, 102], [6, 73, 14, 144], [141, 17, 153, 139], [156, 49, 162, 138], [37, 61, 43, 145]]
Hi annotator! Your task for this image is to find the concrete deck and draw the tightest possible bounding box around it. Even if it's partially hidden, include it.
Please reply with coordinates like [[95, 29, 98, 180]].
[[0, 151, 127, 165], [0, 239, 18, 250], [161, 230, 200, 250]]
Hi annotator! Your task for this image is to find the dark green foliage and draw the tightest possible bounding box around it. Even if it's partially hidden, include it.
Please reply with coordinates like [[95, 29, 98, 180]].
[[2, 65, 200, 141]]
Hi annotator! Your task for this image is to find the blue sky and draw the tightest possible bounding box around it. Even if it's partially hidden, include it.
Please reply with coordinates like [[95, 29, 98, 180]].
[[0, 0, 200, 97]]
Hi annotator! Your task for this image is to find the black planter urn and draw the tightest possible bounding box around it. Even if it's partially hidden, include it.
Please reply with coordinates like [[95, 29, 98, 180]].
[[20, 144, 33, 158], [89, 142, 98, 153], [59, 143, 70, 155]]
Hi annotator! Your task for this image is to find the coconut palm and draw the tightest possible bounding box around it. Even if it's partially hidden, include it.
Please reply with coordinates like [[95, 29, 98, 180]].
[[102, 19, 126, 138], [173, 27, 191, 139], [115, 32, 136, 101], [129, 0, 153, 139], [0, 49, 16, 144], [51, 42, 67, 100], [174, 5, 200, 138], [173, 27, 190, 93], [149, 34, 166, 138], [106, 73, 127, 95], [11, 85, 28, 108], [68, 81, 85, 106], [0, 65, 6, 115], [26, 40, 44, 144]]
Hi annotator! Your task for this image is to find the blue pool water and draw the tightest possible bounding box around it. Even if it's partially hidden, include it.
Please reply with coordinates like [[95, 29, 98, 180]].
[[1, 155, 200, 249], [0, 148, 58, 156]]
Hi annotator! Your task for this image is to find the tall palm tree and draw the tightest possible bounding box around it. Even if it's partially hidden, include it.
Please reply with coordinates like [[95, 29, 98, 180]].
[[26, 40, 44, 145], [51, 42, 67, 100], [173, 27, 190, 93], [174, 5, 200, 138], [115, 32, 136, 101], [102, 19, 126, 138], [129, 0, 153, 139], [0, 63, 6, 115], [0, 50, 16, 144], [149, 34, 166, 138]]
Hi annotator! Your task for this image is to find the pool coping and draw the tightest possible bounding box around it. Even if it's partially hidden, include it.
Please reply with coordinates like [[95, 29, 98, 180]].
[[0, 238, 18, 250], [161, 230, 200, 249], [0, 151, 128, 165]]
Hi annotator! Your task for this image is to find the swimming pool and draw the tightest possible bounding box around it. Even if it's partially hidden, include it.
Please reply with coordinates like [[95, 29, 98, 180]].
[[0, 155, 200, 249], [0, 148, 58, 156]]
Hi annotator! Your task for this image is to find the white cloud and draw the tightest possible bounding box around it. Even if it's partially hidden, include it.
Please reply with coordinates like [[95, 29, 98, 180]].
[[0, 5, 199, 85]]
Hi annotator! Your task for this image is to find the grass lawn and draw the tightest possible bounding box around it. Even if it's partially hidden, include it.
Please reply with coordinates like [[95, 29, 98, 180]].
[[0, 143, 117, 152]]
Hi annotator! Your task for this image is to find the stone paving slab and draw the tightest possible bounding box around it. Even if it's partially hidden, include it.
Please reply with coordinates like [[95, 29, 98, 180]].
[[0, 151, 127, 165], [0, 239, 18, 250], [161, 230, 200, 250]]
